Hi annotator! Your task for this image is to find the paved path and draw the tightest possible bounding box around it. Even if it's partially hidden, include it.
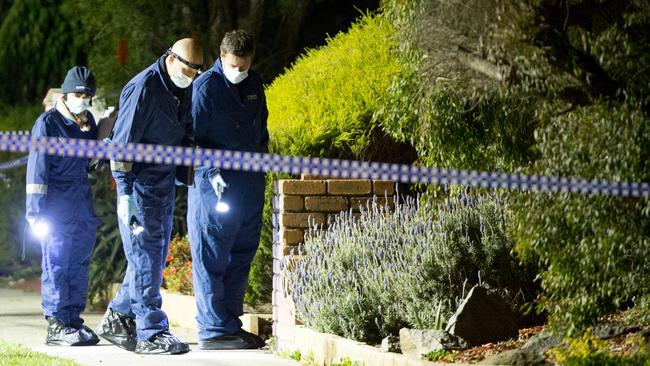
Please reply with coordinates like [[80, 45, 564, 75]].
[[0, 287, 299, 366]]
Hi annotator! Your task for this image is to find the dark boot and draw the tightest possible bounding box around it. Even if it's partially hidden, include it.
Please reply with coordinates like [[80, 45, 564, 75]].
[[95, 308, 137, 351], [134, 331, 190, 355], [46, 317, 98, 346], [78, 325, 100, 345], [198, 329, 266, 350]]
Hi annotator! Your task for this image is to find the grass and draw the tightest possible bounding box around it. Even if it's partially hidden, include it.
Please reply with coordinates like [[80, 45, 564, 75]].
[[0, 340, 80, 366]]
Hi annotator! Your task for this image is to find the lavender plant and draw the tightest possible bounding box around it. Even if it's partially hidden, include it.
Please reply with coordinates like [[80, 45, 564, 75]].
[[283, 191, 530, 344]]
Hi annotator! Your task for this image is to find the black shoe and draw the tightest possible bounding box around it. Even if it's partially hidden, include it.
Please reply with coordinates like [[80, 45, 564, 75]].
[[198, 329, 266, 350], [95, 308, 137, 351], [46, 317, 98, 346], [78, 325, 100, 345], [134, 331, 190, 355]]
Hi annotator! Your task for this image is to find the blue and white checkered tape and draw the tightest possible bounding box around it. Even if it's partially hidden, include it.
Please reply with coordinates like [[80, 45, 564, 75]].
[[0, 132, 649, 197], [0, 156, 28, 171]]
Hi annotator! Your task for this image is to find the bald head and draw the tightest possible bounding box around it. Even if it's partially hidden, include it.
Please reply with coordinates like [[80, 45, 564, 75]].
[[165, 38, 204, 87], [171, 38, 203, 66]]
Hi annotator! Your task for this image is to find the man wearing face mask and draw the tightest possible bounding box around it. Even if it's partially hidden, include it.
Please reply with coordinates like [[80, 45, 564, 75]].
[[188, 29, 269, 350], [95, 38, 203, 355], [25, 66, 100, 346]]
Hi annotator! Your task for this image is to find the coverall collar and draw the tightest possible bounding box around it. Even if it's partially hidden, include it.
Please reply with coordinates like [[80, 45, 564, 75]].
[[54, 96, 91, 131], [156, 56, 186, 100]]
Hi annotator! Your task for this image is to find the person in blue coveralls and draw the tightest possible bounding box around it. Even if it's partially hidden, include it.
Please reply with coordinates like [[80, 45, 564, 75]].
[[25, 66, 100, 346], [95, 38, 203, 355], [188, 29, 269, 350]]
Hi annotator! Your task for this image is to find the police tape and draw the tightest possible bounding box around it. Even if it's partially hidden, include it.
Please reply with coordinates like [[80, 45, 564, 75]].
[[0, 155, 28, 171], [0, 132, 649, 197]]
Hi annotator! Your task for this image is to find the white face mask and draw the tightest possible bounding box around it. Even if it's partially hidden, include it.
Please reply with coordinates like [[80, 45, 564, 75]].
[[170, 72, 193, 89], [223, 65, 248, 84], [66, 95, 91, 114]]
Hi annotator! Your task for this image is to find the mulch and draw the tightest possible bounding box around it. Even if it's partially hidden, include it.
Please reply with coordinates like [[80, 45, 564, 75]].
[[436, 325, 545, 363]]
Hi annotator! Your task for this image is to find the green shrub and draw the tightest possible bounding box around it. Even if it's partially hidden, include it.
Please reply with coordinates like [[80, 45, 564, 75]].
[[548, 329, 650, 366], [0, 0, 85, 105], [562, 354, 650, 366], [285, 191, 532, 344], [375, 0, 536, 173], [266, 11, 402, 159], [511, 101, 650, 335], [256, 8, 415, 308]]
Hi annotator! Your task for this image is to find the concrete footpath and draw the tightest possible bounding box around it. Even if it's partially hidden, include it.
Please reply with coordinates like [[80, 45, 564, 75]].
[[0, 287, 299, 366]]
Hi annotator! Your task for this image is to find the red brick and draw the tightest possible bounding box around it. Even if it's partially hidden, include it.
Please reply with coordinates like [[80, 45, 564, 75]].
[[373, 180, 395, 196], [327, 179, 372, 195], [279, 195, 304, 212], [279, 212, 326, 229], [304, 196, 349, 212], [278, 179, 326, 195], [280, 229, 305, 245]]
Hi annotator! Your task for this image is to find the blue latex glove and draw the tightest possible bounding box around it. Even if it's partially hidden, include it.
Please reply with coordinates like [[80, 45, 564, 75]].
[[26, 217, 37, 231], [209, 171, 228, 201], [117, 195, 136, 227]]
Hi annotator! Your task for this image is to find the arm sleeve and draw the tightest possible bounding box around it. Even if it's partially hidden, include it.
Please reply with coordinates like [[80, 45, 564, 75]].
[[260, 89, 270, 153], [25, 117, 49, 218], [110, 83, 151, 196], [191, 78, 212, 147]]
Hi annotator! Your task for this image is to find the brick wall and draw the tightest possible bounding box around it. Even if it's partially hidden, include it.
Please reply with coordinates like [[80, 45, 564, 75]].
[[271, 174, 395, 347]]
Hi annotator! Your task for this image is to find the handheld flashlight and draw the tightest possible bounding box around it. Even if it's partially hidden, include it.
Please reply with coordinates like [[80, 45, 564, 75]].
[[216, 201, 230, 213], [33, 220, 50, 239]]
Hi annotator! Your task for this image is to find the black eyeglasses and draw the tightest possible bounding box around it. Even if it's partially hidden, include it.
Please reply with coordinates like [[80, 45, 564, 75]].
[[167, 49, 203, 73]]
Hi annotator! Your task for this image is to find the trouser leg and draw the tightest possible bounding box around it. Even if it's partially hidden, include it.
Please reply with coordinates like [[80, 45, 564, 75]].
[[41, 229, 72, 324], [188, 180, 241, 340], [65, 219, 97, 328], [223, 201, 263, 320]]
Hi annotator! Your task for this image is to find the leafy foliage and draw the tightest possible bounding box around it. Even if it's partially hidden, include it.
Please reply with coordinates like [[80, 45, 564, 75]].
[[285, 192, 532, 344], [511, 102, 650, 335], [266, 12, 403, 160], [380, 0, 650, 335], [494, 1, 650, 335], [376, 0, 536, 172], [0, 0, 85, 105], [66, 0, 191, 102], [162, 235, 193, 295], [548, 329, 650, 366]]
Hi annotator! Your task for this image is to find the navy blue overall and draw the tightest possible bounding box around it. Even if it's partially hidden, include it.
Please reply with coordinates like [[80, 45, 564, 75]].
[[109, 57, 192, 341], [25, 107, 98, 328], [189, 58, 269, 340]]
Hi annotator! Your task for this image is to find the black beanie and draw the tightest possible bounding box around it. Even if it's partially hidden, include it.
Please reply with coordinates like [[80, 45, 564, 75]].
[[61, 66, 96, 96]]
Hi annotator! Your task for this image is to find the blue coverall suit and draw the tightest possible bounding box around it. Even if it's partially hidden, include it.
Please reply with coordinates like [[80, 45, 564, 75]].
[[108, 56, 192, 341], [189, 58, 269, 340], [26, 106, 98, 327]]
